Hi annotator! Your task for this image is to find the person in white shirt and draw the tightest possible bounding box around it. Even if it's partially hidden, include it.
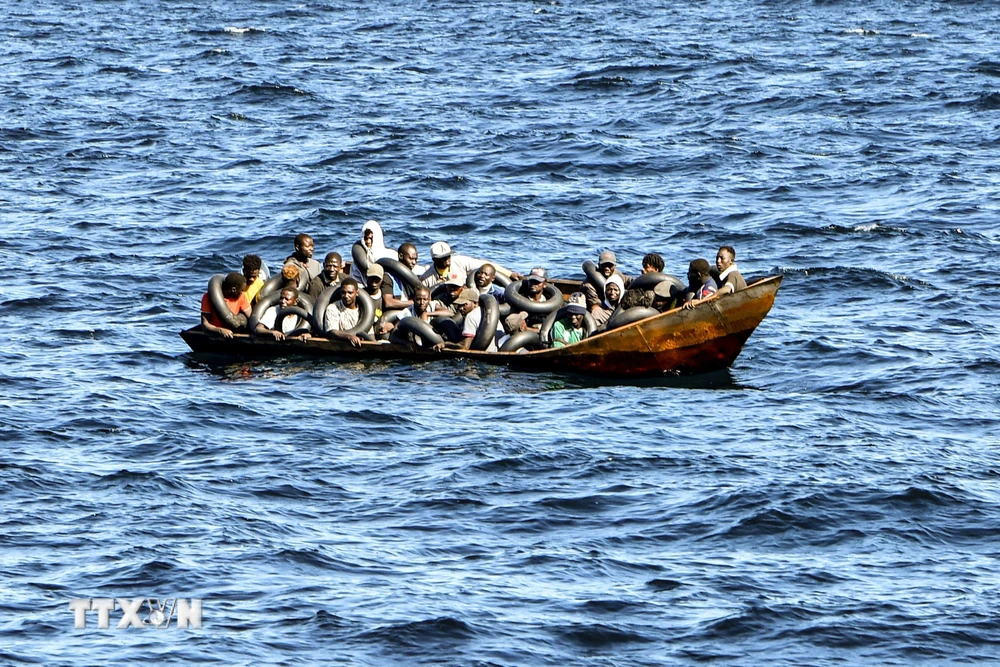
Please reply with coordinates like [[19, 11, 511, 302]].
[[256, 288, 310, 341]]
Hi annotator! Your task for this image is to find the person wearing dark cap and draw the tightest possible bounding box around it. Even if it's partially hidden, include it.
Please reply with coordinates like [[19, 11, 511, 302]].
[[200, 272, 251, 339], [419, 240, 522, 288], [308, 252, 349, 298], [551, 292, 588, 348], [581, 250, 632, 313], [503, 266, 550, 334]]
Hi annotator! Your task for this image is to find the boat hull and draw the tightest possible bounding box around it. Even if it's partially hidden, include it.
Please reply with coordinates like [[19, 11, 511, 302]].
[[180, 275, 781, 378]]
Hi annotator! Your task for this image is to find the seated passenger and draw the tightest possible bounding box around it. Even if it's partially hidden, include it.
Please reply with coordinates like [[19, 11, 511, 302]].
[[242, 254, 265, 305], [350, 220, 397, 282], [715, 245, 747, 295], [582, 250, 632, 313], [551, 293, 588, 348], [682, 259, 718, 310], [652, 281, 679, 312], [200, 272, 251, 339], [397, 242, 426, 279], [308, 252, 348, 298], [419, 241, 521, 288], [322, 278, 369, 348], [364, 263, 410, 326], [472, 263, 506, 302], [641, 252, 665, 274], [284, 233, 322, 284], [503, 267, 550, 334], [279, 263, 301, 291], [255, 288, 310, 341], [591, 274, 624, 330], [378, 285, 452, 336]]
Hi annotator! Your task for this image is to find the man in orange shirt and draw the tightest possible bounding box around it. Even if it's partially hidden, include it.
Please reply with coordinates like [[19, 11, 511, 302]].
[[200, 272, 252, 339]]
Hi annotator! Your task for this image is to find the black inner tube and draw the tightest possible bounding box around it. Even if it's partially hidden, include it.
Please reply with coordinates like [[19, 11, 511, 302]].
[[499, 330, 542, 353], [274, 305, 313, 337], [313, 287, 375, 337], [582, 260, 606, 295], [377, 257, 421, 297], [259, 269, 309, 299], [470, 293, 499, 351], [351, 241, 369, 276], [605, 306, 660, 332], [389, 316, 444, 348], [503, 281, 564, 315], [207, 274, 247, 331], [629, 272, 684, 292]]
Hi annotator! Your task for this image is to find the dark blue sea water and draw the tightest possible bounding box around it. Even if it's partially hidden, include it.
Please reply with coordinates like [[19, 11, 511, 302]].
[[2, 1, 1000, 664]]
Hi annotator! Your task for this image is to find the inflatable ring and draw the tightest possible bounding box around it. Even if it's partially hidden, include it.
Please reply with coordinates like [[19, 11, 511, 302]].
[[499, 330, 543, 353], [470, 294, 500, 351], [351, 241, 369, 277], [430, 282, 454, 303], [389, 317, 444, 348], [629, 272, 685, 293], [312, 285, 341, 330], [498, 302, 511, 320], [207, 274, 248, 331], [605, 306, 660, 332], [538, 307, 598, 346], [250, 292, 317, 335], [313, 287, 375, 337], [377, 257, 421, 297], [275, 305, 313, 337], [259, 268, 309, 299], [582, 260, 606, 295], [503, 281, 564, 315]]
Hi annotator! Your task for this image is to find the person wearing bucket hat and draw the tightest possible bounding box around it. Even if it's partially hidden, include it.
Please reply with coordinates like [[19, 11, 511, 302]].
[[419, 240, 523, 288], [551, 292, 588, 348]]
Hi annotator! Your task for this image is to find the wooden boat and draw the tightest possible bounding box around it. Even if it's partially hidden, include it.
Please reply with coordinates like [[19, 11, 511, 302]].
[[181, 274, 781, 378]]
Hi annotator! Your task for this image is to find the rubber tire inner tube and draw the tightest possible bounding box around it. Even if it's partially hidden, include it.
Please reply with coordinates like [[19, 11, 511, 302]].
[[470, 294, 500, 351], [538, 307, 598, 346], [605, 306, 660, 332], [582, 260, 606, 295], [503, 281, 564, 315], [207, 274, 248, 331], [250, 292, 317, 335], [377, 257, 421, 297], [259, 269, 309, 299], [312, 285, 341, 330], [351, 241, 369, 277], [389, 317, 444, 348], [312, 287, 375, 337], [275, 305, 314, 338], [628, 272, 685, 293], [430, 283, 452, 302], [499, 330, 543, 353]]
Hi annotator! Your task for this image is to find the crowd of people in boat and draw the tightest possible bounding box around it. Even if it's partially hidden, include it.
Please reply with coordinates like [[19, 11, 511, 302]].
[[199, 220, 748, 352]]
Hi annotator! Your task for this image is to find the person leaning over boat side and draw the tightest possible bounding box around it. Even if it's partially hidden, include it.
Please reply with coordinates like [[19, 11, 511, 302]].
[[681, 259, 718, 310], [242, 254, 265, 305], [551, 293, 588, 348], [472, 263, 506, 302], [256, 287, 310, 341], [307, 252, 348, 298], [503, 267, 550, 334], [714, 245, 747, 296], [591, 274, 624, 330], [419, 241, 522, 288], [378, 285, 452, 337], [200, 272, 251, 339], [323, 277, 369, 348], [284, 233, 322, 284], [582, 250, 632, 313]]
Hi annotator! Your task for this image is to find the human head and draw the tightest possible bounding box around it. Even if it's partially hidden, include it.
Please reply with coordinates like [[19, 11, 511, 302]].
[[604, 274, 623, 306], [363, 228, 373, 248], [525, 267, 547, 296], [475, 264, 496, 289], [398, 243, 418, 270], [453, 287, 479, 315], [688, 259, 712, 284], [365, 263, 384, 293], [281, 264, 300, 286], [340, 278, 359, 308], [222, 272, 247, 298], [642, 252, 664, 274], [278, 288, 297, 307], [412, 286, 431, 314], [293, 233, 314, 259], [598, 250, 617, 278], [323, 252, 342, 277], [566, 292, 587, 327], [716, 246, 736, 272], [442, 278, 464, 303], [652, 280, 674, 308], [430, 241, 452, 273], [242, 254, 262, 283]]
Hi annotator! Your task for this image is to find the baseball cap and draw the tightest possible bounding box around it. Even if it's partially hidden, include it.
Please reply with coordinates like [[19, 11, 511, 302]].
[[444, 275, 465, 287], [430, 241, 453, 259], [453, 288, 479, 306], [525, 267, 548, 283], [653, 281, 675, 298], [598, 250, 617, 266], [366, 263, 385, 279]]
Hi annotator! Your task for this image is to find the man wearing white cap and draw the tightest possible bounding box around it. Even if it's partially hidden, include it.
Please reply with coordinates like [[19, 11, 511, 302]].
[[419, 241, 522, 288]]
